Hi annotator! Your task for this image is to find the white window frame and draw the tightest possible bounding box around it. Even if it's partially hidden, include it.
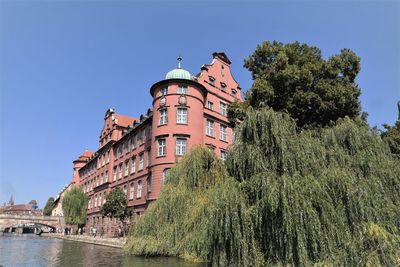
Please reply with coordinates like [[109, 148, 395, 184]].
[[137, 180, 142, 198], [161, 87, 168, 96], [123, 184, 127, 195], [139, 153, 144, 170], [177, 85, 188, 94], [206, 119, 215, 137], [118, 164, 123, 179], [124, 160, 129, 176], [176, 138, 187, 156], [131, 156, 136, 173], [162, 168, 170, 182], [207, 101, 214, 110], [159, 109, 168, 125], [129, 182, 134, 200], [113, 166, 117, 181], [221, 150, 227, 161], [177, 108, 188, 124], [220, 124, 228, 141], [219, 102, 227, 116], [158, 138, 166, 156]]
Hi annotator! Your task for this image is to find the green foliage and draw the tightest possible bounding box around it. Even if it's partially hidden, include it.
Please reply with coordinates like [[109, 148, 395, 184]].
[[226, 108, 400, 266], [229, 41, 362, 129], [43, 197, 55, 216], [101, 187, 132, 223], [127, 109, 400, 266], [381, 120, 400, 157], [62, 186, 88, 225]]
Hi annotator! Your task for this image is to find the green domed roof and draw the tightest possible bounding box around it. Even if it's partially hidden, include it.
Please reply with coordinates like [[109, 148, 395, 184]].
[[165, 57, 192, 80]]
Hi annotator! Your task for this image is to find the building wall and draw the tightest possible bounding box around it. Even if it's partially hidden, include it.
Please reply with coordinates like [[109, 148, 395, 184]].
[[71, 52, 242, 236]]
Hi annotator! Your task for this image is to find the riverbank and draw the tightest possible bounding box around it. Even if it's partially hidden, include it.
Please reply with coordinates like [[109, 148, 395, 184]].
[[41, 233, 126, 248]]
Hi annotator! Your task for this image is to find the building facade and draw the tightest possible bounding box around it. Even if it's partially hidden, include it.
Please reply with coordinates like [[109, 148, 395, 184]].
[[71, 52, 242, 236]]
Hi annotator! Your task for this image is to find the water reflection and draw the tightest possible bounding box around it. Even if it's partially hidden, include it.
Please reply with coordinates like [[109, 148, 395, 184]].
[[0, 234, 205, 267]]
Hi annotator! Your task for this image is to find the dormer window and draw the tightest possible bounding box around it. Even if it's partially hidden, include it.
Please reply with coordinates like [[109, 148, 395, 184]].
[[208, 76, 215, 86], [221, 65, 225, 77], [220, 82, 227, 91], [231, 88, 237, 96]]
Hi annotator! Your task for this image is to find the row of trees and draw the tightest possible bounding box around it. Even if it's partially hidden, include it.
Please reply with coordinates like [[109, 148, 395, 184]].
[[126, 41, 400, 266], [44, 185, 132, 236]]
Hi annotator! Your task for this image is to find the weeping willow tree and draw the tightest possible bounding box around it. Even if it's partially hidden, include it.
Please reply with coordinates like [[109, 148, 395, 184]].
[[126, 108, 400, 266], [62, 186, 88, 226], [225, 108, 400, 266]]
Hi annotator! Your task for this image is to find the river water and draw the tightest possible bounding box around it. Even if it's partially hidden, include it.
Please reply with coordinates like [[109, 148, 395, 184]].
[[0, 234, 205, 267]]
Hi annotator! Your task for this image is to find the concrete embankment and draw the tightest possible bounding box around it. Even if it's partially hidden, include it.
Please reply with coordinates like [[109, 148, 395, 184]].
[[41, 233, 126, 248]]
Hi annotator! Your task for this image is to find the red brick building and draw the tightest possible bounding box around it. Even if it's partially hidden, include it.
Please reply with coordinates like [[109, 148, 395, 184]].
[[71, 52, 242, 235]]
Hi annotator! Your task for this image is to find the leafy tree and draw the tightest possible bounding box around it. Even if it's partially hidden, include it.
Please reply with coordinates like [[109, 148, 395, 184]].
[[62, 186, 88, 226], [43, 197, 55, 216], [127, 109, 400, 266], [101, 187, 132, 236], [381, 120, 400, 157], [229, 41, 362, 129]]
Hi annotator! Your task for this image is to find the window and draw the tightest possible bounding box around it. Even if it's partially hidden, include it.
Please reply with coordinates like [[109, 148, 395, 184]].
[[132, 134, 137, 149], [137, 180, 142, 198], [107, 151, 110, 163], [98, 194, 102, 206], [131, 156, 136, 173], [220, 124, 228, 141], [127, 139, 131, 151], [100, 173, 103, 184], [161, 87, 168, 96], [129, 182, 134, 200], [221, 83, 227, 91], [121, 142, 125, 155], [102, 154, 105, 166], [176, 138, 187, 156], [88, 199, 91, 209], [94, 195, 97, 208], [158, 138, 166, 156], [207, 101, 214, 110], [148, 126, 152, 140], [113, 166, 117, 181], [209, 76, 215, 86], [139, 153, 144, 170], [123, 184, 127, 195], [221, 65, 225, 76], [105, 171, 108, 182], [221, 150, 227, 161], [147, 174, 152, 193], [96, 176, 99, 186], [159, 109, 168, 125], [140, 129, 145, 143], [118, 164, 123, 179], [177, 108, 188, 124], [147, 150, 151, 166], [219, 102, 227, 116], [177, 85, 188, 94], [117, 145, 121, 157], [103, 192, 106, 204], [162, 168, 170, 182], [206, 119, 215, 137], [124, 160, 129, 176]]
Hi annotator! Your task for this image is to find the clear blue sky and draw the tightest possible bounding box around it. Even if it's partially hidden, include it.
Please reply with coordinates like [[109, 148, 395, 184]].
[[0, 1, 399, 208]]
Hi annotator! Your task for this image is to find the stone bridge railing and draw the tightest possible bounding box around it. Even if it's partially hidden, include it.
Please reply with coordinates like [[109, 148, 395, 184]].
[[0, 214, 64, 231]]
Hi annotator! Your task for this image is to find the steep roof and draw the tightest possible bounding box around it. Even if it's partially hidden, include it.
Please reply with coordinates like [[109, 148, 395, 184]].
[[114, 114, 137, 127]]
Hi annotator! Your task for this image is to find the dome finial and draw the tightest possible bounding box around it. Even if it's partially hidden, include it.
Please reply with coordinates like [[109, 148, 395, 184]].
[[177, 55, 182, 69]]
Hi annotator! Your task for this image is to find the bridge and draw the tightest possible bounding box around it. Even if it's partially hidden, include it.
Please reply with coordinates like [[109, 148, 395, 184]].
[[0, 214, 64, 233]]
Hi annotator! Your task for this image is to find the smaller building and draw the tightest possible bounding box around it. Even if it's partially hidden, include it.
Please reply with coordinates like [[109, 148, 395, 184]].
[[0, 196, 42, 215], [52, 183, 74, 216]]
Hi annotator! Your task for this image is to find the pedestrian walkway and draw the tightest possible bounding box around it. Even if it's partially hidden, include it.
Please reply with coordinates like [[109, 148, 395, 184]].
[[42, 233, 126, 248]]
